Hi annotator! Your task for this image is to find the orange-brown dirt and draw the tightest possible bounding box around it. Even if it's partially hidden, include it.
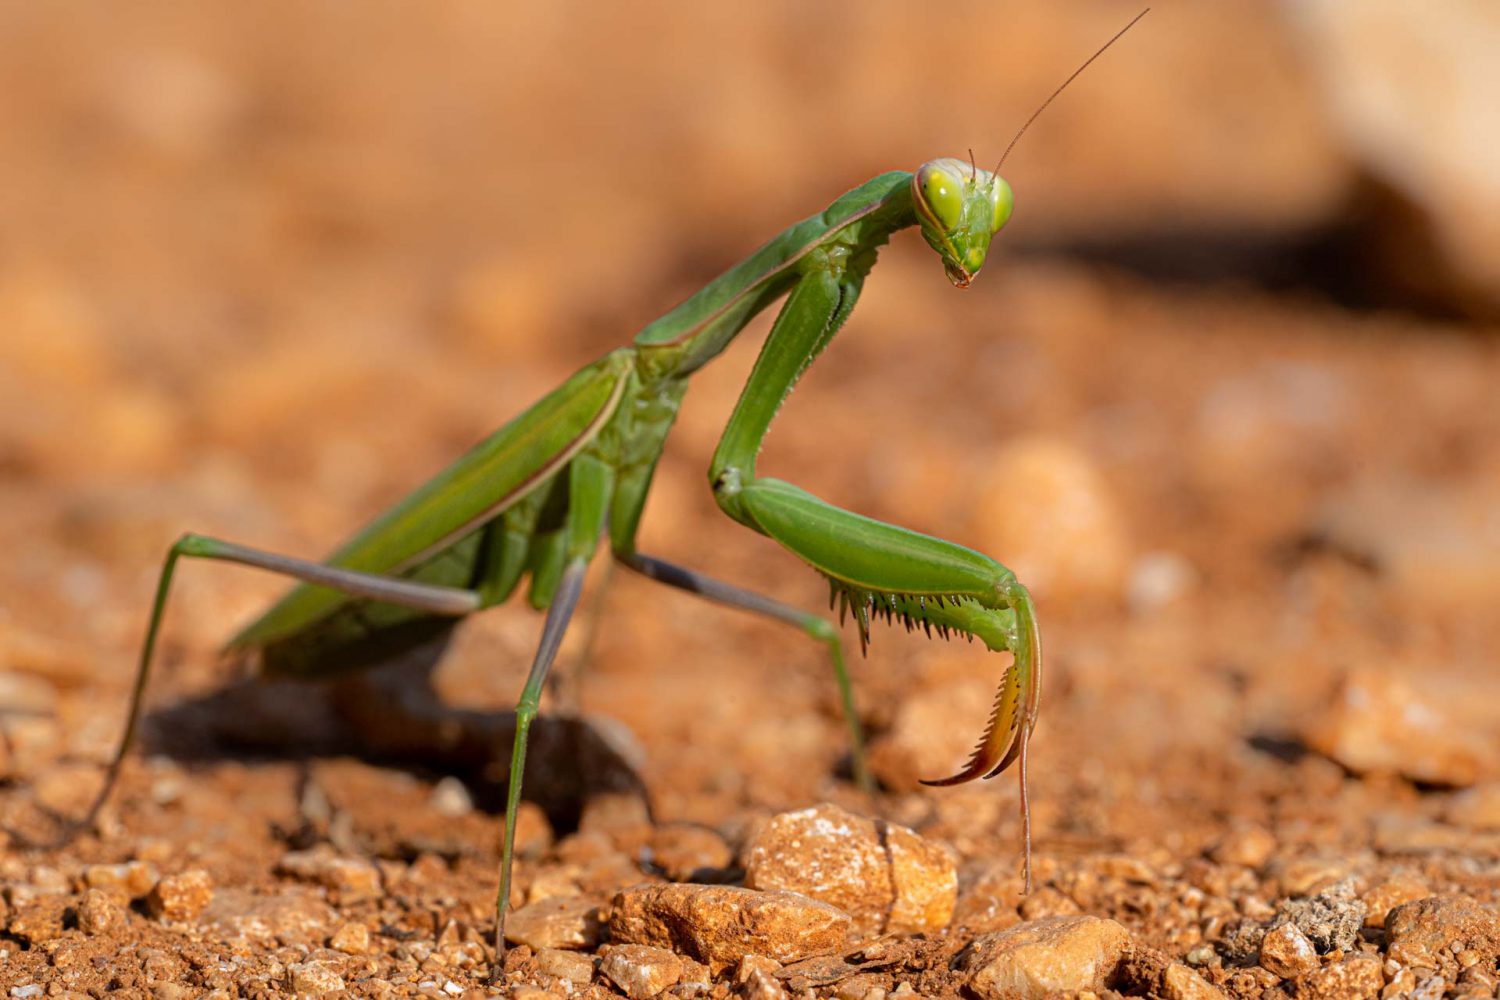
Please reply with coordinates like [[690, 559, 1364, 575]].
[[2, 4, 1498, 998]]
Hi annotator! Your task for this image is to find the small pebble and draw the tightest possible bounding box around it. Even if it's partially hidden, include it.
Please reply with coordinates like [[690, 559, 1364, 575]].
[[287, 960, 346, 994], [1259, 922, 1318, 978], [1446, 783, 1500, 830], [277, 847, 382, 904], [959, 915, 1132, 1000], [1207, 825, 1276, 869], [200, 887, 338, 946], [1385, 895, 1500, 972], [81, 861, 159, 899], [648, 823, 734, 882], [744, 802, 957, 936], [1127, 550, 1198, 613], [430, 775, 474, 818], [536, 947, 595, 986], [1162, 962, 1225, 1000], [968, 435, 1131, 602], [1267, 857, 1348, 899], [599, 944, 684, 1000], [736, 954, 788, 1000], [1288, 954, 1382, 1000], [611, 883, 850, 973], [579, 792, 655, 853], [505, 896, 606, 950], [145, 869, 214, 922], [78, 888, 124, 935], [329, 921, 370, 955], [1361, 876, 1430, 929], [5, 899, 65, 944]]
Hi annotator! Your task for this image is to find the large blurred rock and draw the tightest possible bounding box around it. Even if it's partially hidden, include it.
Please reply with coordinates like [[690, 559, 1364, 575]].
[[1287, 1, 1500, 315], [968, 436, 1131, 604], [1302, 669, 1494, 787]]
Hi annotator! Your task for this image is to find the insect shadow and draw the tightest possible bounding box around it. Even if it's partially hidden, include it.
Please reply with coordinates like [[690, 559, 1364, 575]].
[[143, 627, 649, 843]]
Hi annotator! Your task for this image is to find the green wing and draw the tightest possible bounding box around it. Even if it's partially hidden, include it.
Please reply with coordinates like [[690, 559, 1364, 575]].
[[228, 349, 634, 659]]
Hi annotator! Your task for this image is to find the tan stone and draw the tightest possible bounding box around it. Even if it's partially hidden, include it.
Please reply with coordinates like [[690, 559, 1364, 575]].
[[1289, 954, 1382, 1000], [743, 803, 956, 937], [1361, 876, 1430, 929], [81, 861, 160, 900], [599, 944, 683, 1000], [649, 823, 733, 882], [276, 847, 382, 905], [1259, 922, 1318, 978], [286, 959, 346, 995], [77, 889, 124, 936], [6, 897, 67, 944], [737, 954, 789, 1000], [1447, 783, 1500, 829], [1267, 857, 1350, 899], [610, 883, 849, 973], [1207, 825, 1276, 869], [536, 948, 595, 987], [329, 921, 369, 955], [960, 915, 1132, 999], [1290, 3, 1500, 316], [967, 436, 1130, 603], [505, 895, 606, 950], [1302, 669, 1492, 786], [201, 887, 338, 946], [1385, 895, 1500, 971], [1162, 962, 1226, 1000], [145, 869, 213, 922]]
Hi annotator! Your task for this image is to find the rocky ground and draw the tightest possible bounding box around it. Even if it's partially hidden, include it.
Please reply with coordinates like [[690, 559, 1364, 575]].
[[2, 3, 1499, 998]]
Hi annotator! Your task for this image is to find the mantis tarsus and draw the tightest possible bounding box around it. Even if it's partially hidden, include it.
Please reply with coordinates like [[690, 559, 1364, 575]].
[[71, 10, 1147, 962]]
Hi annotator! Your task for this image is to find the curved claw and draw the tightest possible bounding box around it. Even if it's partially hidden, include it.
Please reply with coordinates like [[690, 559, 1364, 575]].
[[920, 582, 1041, 786], [919, 583, 1041, 891], [918, 658, 1029, 787]]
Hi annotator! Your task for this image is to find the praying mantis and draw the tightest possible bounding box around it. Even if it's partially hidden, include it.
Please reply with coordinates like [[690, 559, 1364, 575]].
[[70, 11, 1147, 960]]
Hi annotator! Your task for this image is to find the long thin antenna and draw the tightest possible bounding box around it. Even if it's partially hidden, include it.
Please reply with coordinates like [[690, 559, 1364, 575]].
[[995, 8, 1149, 173]]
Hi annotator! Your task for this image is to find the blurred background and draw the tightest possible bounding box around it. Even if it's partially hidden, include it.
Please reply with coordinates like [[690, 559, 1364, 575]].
[[1, 0, 1498, 937]]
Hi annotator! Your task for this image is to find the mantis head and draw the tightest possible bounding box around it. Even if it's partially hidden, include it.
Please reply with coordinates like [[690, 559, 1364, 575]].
[[912, 158, 1013, 288], [911, 9, 1147, 289]]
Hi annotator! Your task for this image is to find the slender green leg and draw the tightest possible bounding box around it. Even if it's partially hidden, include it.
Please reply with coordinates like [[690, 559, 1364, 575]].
[[548, 556, 615, 712], [495, 557, 586, 958], [618, 553, 871, 794], [72, 533, 481, 844]]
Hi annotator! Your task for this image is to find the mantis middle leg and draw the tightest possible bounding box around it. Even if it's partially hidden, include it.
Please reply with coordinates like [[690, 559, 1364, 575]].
[[615, 552, 869, 792]]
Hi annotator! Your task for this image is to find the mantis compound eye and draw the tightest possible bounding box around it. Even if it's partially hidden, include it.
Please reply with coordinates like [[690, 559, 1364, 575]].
[[916, 163, 964, 230], [990, 176, 1015, 233]]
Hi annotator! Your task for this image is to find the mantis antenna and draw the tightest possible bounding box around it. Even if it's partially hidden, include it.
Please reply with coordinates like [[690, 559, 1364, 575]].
[[995, 7, 1150, 173]]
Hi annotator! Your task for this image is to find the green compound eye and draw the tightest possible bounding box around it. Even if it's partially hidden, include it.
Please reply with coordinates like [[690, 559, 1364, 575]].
[[990, 176, 1015, 233], [918, 165, 963, 229]]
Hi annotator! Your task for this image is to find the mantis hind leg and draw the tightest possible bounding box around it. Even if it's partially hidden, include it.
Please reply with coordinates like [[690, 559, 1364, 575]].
[[50, 534, 482, 846], [616, 552, 870, 793]]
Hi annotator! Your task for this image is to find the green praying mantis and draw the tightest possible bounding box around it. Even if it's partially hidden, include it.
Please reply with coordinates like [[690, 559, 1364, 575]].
[[68, 11, 1147, 958]]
